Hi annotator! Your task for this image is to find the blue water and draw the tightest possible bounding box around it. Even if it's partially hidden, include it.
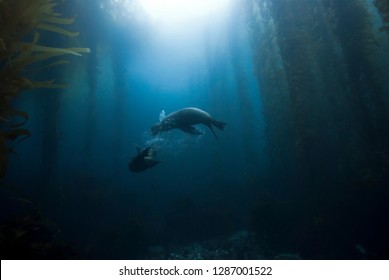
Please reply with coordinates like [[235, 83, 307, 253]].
[[1, 0, 389, 259]]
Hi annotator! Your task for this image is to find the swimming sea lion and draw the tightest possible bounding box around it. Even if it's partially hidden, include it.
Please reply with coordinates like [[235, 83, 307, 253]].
[[151, 107, 226, 139], [129, 146, 161, 172]]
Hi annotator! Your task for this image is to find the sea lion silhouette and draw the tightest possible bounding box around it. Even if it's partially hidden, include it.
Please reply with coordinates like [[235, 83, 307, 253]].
[[129, 146, 161, 172], [151, 107, 226, 139]]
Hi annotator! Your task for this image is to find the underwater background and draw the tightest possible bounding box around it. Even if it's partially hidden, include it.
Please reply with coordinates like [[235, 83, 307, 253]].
[[1, 0, 389, 260]]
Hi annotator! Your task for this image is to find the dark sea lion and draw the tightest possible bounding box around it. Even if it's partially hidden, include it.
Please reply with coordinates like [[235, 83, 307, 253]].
[[151, 107, 226, 139], [129, 146, 161, 173]]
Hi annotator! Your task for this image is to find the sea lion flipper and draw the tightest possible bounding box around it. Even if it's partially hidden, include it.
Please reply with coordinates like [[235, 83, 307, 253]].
[[129, 146, 161, 172], [209, 119, 226, 139], [179, 125, 203, 135], [132, 143, 141, 154], [209, 126, 218, 139], [144, 157, 162, 168], [211, 119, 226, 131]]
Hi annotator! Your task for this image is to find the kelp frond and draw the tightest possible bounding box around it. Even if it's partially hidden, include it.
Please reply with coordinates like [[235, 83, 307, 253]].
[[0, 0, 90, 178], [36, 22, 80, 37], [20, 44, 87, 56], [31, 80, 67, 89], [3, 109, 29, 128], [1, 129, 31, 143], [26, 60, 70, 71], [40, 15, 76, 25]]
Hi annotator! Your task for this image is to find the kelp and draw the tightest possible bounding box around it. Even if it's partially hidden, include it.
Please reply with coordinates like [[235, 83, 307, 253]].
[[0, 0, 90, 178], [247, 0, 293, 168], [36, 22, 80, 37], [374, 0, 389, 33], [248, 0, 388, 191]]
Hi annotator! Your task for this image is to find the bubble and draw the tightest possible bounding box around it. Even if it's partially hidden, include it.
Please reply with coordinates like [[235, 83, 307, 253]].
[[142, 128, 204, 157]]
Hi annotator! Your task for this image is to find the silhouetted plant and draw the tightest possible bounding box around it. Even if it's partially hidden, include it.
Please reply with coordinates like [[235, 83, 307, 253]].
[[0, 0, 90, 178]]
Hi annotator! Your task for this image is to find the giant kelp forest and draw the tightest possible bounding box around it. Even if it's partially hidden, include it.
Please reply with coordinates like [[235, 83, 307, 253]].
[[1, 0, 389, 259], [246, 0, 389, 257], [0, 0, 90, 170], [0, 0, 90, 258]]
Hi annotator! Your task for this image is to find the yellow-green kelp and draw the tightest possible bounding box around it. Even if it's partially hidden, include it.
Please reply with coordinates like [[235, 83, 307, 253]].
[[0, 0, 90, 178]]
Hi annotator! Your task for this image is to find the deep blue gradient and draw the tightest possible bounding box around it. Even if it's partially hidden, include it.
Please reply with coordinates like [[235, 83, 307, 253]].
[[1, 0, 389, 260]]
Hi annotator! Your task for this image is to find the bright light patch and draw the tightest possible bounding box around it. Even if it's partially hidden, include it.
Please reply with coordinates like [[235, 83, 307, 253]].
[[100, 0, 145, 24], [139, 0, 230, 22]]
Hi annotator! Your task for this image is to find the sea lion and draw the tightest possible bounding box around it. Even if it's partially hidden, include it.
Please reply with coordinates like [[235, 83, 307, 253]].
[[151, 107, 226, 139], [129, 146, 161, 172]]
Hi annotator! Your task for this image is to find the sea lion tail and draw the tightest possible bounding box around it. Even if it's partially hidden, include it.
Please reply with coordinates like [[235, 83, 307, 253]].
[[212, 119, 226, 131]]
